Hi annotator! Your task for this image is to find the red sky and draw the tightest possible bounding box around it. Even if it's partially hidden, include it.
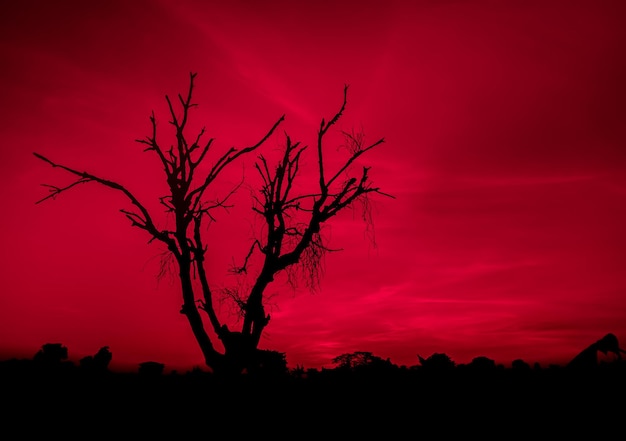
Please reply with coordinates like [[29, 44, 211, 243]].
[[1, 0, 625, 373]]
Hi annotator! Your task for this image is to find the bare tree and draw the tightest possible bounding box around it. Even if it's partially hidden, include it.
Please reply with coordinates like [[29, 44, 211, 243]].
[[34, 72, 392, 376]]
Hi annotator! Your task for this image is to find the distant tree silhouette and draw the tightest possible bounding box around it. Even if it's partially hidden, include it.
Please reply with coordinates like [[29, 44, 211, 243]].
[[247, 349, 289, 378], [417, 353, 456, 372], [331, 351, 395, 373], [32, 343, 75, 373], [33, 72, 392, 376], [467, 356, 497, 371], [79, 346, 112, 373], [511, 359, 531, 371], [33, 343, 68, 365], [138, 361, 165, 376]]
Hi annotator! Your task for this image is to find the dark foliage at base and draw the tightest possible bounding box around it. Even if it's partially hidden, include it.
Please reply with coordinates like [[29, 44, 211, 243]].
[[2, 360, 625, 437], [2, 338, 625, 437]]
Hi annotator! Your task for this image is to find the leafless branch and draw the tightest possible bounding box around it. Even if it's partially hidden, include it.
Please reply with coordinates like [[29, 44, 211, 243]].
[[135, 111, 173, 176], [317, 84, 349, 194], [326, 136, 385, 189], [231, 240, 264, 274], [33, 152, 176, 254], [187, 114, 285, 214], [240, 85, 392, 307], [35, 179, 92, 204]]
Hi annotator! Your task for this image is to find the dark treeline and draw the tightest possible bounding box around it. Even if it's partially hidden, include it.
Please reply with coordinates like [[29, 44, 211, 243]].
[[3, 332, 625, 377], [2, 336, 625, 437]]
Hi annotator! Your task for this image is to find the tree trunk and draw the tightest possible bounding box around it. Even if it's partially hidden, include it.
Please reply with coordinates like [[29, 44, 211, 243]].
[[176, 257, 227, 373]]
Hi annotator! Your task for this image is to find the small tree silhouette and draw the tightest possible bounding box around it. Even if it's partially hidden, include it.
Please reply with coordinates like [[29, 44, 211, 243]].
[[417, 353, 456, 372], [247, 349, 289, 378], [511, 359, 531, 371], [80, 346, 112, 373], [33, 343, 69, 365], [32, 343, 75, 374], [138, 361, 165, 376], [34, 72, 392, 376], [332, 351, 394, 372], [467, 356, 497, 371]]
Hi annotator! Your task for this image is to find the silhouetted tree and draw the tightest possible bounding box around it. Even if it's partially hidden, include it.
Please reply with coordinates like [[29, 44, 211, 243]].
[[467, 356, 496, 371], [511, 359, 531, 371], [417, 353, 456, 372], [32, 343, 75, 374], [34, 72, 391, 376], [33, 343, 68, 365], [79, 346, 112, 373], [332, 351, 395, 373], [138, 361, 165, 376], [247, 349, 289, 378]]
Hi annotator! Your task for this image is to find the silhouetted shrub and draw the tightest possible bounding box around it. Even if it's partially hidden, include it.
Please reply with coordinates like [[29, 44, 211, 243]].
[[468, 356, 496, 370], [248, 349, 289, 378], [417, 353, 456, 372], [80, 346, 112, 373], [331, 351, 394, 373], [291, 364, 306, 378], [138, 361, 165, 376], [512, 359, 531, 371], [33, 343, 68, 365]]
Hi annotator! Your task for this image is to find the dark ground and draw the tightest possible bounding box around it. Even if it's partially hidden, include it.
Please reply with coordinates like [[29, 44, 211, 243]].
[[2, 364, 625, 438]]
